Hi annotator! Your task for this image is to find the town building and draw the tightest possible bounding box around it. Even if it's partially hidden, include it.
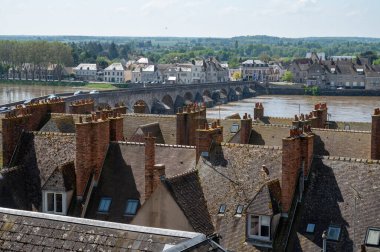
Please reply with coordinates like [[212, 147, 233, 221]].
[[241, 59, 270, 81], [73, 63, 98, 81], [104, 63, 126, 83]]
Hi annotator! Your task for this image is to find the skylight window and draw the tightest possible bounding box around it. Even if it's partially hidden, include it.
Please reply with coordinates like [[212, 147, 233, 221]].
[[125, 199, 139, 216], [327, 226, 341, 241], [230, 123, 239, 133], [366, 228, 380, 246], [235, 205, 244, 216], [218, 204, 226, 215], [306, 224, 315, 233], [98, 197, 112, 213]]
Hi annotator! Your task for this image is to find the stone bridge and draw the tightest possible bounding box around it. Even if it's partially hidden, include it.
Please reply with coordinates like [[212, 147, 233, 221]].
[[65, 81, 257, 114]]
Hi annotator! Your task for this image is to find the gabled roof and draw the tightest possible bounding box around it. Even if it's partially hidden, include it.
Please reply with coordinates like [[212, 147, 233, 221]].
[[129, 122, 165, 144], [196, 143, 283, 251], [40, 115, 76, 133], [0, 207, 211, 251], [105, 62, 125, 71], [42, 162, 76, 192], [246, 179, 281, 216], [288, 157, 380, 251], [74, 63, 97, 71], [165, 170, 215, 235], [85, 142, 196, 222]]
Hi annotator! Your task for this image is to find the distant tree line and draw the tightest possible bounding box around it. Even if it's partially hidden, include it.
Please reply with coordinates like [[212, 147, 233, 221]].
[[0, 40, 72, 81]]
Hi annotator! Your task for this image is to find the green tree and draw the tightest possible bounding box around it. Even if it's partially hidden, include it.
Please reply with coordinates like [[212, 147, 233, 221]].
[[96, 56, 111, 69], [232, 71, 241, 80], [282, 70, 293, 82], [108, 42, 119, 60], [374, 59, 380, 65]]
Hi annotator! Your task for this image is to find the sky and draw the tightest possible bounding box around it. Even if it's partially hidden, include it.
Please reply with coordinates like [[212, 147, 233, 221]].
[[0, 0, 379, 38]]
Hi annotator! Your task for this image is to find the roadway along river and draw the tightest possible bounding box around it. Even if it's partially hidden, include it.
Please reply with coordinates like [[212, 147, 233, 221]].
[[207, 95, 380, 123], [1, 85, 379, 122]]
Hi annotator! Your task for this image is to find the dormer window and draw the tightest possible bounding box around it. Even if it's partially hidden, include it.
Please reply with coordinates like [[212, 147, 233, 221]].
[[366, 228, 380, 246], [248, 215, 271, 241], [43, 191, 66, 215], [218, 204, 226, 215], [327, 225, 341, 241], [98, 197, 112, 213], [125, 199, 139, 216]]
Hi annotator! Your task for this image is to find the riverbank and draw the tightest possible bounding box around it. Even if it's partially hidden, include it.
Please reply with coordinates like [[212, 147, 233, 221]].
[[0, 80, 116, 90]]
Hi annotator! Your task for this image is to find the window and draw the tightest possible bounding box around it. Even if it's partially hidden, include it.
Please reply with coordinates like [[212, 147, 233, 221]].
[[46, 192, 64, 214], [306, 223, 315, 233], [366, 228, 380, 246], [248, 215, 271, 240], [125, 199, 139, 215], [218, 204, 226, 215], [98, 197, 112, 213], [327, 226, 341, 241], [235, 205, 244, 216], [230, 123, 239, 133]]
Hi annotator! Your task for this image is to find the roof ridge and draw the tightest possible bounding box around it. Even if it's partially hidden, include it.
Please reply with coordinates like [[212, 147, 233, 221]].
[[315, 155, 378, 164], [252, 123, 291, 128], [113, 141, 196, 149], [313, 128, 370, 133], [220, 142, 282, 150], [0, 207, 203, 239], [123, 113, 176, 119], [29, 131, 76, 136], [166, 168, 198, 181]]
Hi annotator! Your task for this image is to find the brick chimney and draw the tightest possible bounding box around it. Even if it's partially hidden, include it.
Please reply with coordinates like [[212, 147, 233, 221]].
[[371, 108, 380, 160], [254, 102, 264, 120], [1, 109, 32, 167], [310, 103, 328, 128], [176, 104, 207, 146], [109, 113, 124, 141], [134, 101, 147, 114], [113, 102, 127, 115], [152, 164, 166, 192], [281, 127, 314, 213], [75, 113, 110, 199], [145, 133, 156, 200], [195, 121, 223, 163], [240, 113, 252, 144], [69, 99, 95, 114]]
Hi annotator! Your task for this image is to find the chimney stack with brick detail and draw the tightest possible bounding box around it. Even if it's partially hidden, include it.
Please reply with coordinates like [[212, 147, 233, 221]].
[[109, 112, 124, 141], [240, 113, 252, 144], [310, 103, 328, 128], [371, 108, 380, 160], [145, 133, 156, 200], [134, 101, 147, 114], [75, 113, 110, 199], [195, 120, 223, 163], [254, 102, 264, 120], [281, 127, 314, 213], [69, 99, 95, 114], [176, 104, 207, 146]]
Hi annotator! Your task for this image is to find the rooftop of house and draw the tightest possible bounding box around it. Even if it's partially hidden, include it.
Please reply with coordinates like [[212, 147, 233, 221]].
[[2, 132, 76, 210], [129, 122, 165, 144], [137, 57, 149, 65], [74, 63, 97, 71], [196, 143, 283, 251], [105, 63, 125, 71], [142, 65, 156, 72], [288, 156, 380, 252], [0, 207, 214, 251], [39, 115, 76, 133], [85, 142, 196, 223]]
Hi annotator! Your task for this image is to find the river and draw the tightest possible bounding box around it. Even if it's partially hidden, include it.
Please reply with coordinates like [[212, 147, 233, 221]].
[[0, 84, 82, 106], [207, 95, 380, 122], [1, 85, 379, 122]]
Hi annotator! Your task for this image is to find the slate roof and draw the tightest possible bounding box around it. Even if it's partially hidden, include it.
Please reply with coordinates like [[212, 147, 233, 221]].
[[129, 122, 165, 144], [74, 64, 97, 71], [42, 162, 76, 192], [85, 142, 196, 223], [246, 179, 281, 216], [288, 157, 380, 252], [40, 115, 76, 133], [8, 132, 76, 210], [196, 143, 283, 251], [165, 170, 215, 235], [0, 207, 212, 252], [105, 62, 124, 71]]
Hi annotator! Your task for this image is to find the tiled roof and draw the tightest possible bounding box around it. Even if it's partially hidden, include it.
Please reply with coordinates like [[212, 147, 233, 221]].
[[289, 157, 380, 251], [85, 142, 196, 223], [74, 64, 97, 71], [40, 115, 76, 133], [42, 162, 76, 192], [0, 207, 208, 251], [246, 179, 281, 216], [105, 63, 125, 71], [129, 122, 165, 144], [8, 132, 76, 210], [196, 143, 283, 251], [165, 170, 215, 235]]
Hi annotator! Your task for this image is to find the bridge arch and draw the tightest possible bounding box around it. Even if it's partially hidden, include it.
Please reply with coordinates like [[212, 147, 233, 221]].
[[151, 98, 172, 114], [228, 88, 238, 102], [194, 92, 203, 104], [174, 95, 185, 113], [161, 94, 174, 114], [184, 92, 193, 105], [203, 90, 211, 98]]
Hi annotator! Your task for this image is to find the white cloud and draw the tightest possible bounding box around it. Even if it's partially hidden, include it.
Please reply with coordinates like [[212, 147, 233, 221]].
[[218, 6, 241, 15]]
